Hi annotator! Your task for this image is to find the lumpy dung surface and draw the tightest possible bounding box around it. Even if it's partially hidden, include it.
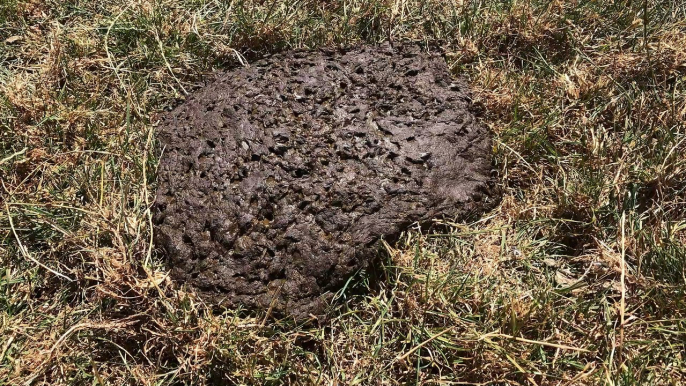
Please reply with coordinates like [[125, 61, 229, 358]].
[[154, 43, 496, 319]]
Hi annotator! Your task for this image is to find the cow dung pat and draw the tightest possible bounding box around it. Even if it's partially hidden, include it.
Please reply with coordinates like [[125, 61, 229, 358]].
[[154, 43, 497, 320]]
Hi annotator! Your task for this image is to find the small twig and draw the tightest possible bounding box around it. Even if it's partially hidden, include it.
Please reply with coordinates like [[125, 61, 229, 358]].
[[260, 281, 285, 328], [659, 135, 686, 174], [140, 125, 170, 307], [642, 0, 655, 81], [143, 124, 155, 265], [153, 28, 188, 95], [105, 4, 132, 91], [8, 202, 101, 216], [618, 212, 627, 367], [262, 0, 279, 26], [99, 159, 105, 207], [504, 353, 539, 386], [395, 327, 453, 363], [231, 48, 248, 67], [496, 139, 539, 177], [22, 324, 84, 385], [482, 332, 591, 353], [0, 148, 27, 166], [0, 334, 15, 363], [5, 203, 75, 282], [23, 321, 135, 386], [562, 363, 596, 386]]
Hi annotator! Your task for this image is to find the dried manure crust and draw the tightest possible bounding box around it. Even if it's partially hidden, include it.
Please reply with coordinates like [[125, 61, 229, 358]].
[[154, 43, 496, 320]]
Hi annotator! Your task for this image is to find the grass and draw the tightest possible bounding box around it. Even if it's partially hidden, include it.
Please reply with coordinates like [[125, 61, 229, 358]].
[[1, 0, 685, 384]]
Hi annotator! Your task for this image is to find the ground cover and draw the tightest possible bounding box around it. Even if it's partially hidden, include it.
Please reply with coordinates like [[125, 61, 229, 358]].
[[1, 0, 685, 384]]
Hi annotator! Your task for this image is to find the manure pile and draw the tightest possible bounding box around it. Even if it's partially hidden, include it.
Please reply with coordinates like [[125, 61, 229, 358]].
[[154, 43, 497, 319]]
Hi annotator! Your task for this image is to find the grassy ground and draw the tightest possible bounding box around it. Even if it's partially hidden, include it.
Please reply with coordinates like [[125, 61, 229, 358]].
[[1, 0, 685, 384]]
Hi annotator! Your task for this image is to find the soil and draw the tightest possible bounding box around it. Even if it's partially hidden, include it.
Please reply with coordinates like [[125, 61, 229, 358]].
[[153, 42, 498, 320]]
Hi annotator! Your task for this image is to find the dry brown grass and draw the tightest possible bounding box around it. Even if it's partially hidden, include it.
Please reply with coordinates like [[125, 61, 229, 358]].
[[1, 0, 686, 384]]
